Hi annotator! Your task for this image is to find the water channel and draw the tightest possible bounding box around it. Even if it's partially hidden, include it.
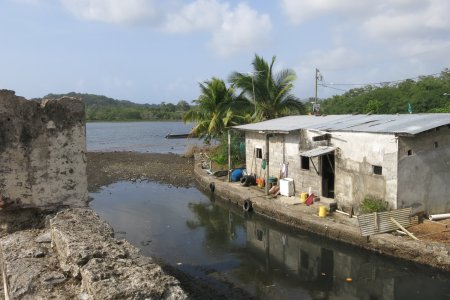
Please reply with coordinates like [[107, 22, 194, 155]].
[[90, 180, 450, 300]]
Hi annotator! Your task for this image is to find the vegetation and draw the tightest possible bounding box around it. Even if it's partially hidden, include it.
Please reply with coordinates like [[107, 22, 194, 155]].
[[229, 55, 306, 121], [182, 78, 251, 142], [320, 70, 450, 114], [360, 196, 389, 214], [42, 92, 192, 121], [208, 132, 246, 168]]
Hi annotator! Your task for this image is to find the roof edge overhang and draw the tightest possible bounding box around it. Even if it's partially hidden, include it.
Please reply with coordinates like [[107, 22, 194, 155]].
[[299, 146, 336, 158]]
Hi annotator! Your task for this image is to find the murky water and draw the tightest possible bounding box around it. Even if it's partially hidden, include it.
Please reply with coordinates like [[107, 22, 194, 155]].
[[86, 121, 203, 154], [90, 181, 450, 300]]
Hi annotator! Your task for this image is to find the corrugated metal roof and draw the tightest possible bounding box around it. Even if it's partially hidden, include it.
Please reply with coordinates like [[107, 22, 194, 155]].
[[233, 114, 450, 136], [299, 146, 335, 157]]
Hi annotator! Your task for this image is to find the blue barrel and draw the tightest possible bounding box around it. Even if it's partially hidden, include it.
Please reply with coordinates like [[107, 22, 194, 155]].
[[231, 168, 244, 182]]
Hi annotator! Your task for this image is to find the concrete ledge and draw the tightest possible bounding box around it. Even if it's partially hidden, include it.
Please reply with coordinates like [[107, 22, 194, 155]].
[[1, 208, 188, 299], [194, 163, 450, 272]]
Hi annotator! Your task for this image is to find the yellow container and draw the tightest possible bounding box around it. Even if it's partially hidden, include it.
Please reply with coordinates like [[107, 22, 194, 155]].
[[319, 205, 328, 217], [300, 192, 308, 203]]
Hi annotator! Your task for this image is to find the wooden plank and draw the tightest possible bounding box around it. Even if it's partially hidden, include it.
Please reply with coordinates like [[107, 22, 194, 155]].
[[357, 208, 417, 236], [390, 217, 419, 240]]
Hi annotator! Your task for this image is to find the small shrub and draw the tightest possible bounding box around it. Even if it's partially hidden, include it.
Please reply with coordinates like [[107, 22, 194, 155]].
[[360, 197, 389, 214]]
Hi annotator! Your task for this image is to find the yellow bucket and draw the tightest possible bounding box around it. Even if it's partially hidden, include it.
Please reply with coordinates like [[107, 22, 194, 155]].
[[319, 205, 328, 217], [300, 192, 308, 203]]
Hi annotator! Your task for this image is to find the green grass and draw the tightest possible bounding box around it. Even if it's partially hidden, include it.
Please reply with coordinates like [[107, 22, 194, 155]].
[[360, 196, 389, 214]]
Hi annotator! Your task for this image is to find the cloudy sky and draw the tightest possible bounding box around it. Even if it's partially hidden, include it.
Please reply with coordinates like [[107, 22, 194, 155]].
[[1, 0, 449, 104]]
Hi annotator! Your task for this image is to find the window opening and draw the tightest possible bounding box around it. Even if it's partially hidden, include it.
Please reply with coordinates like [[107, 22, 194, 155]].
[[434, 142, 439, 148], [301, 156, 310, 170], [373, 165, 382, 175], [256, 148, 263, 159], [407, 149, 412, 156], [256, 229, 264, 241]]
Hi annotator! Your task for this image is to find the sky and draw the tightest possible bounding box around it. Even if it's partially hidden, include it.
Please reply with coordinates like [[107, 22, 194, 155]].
[[1, 0, 449, 104]]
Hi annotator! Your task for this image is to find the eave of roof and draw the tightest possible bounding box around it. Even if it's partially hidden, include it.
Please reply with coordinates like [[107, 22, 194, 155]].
[[232, 114, 450, 136]]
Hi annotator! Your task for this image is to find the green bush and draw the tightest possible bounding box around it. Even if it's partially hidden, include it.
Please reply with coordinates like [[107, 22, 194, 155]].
[[360, 197, 389, 214], [209, 132, 245, 169]]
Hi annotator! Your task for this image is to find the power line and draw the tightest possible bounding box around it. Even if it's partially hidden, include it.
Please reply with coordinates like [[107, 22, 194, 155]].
[[318, 84, 347, 92]]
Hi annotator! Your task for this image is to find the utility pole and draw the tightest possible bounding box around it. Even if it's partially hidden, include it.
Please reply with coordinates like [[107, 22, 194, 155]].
[[314, 68, 322, 115], [315, 68, 319, 107]]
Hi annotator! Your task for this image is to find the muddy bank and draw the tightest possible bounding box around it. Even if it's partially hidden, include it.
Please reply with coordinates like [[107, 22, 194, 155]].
[[87, 152, 195, 192]]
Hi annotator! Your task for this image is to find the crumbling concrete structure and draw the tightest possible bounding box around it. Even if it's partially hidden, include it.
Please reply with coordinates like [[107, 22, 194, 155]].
[[1, 208, 187, 299], [0, 89, 88, 210]]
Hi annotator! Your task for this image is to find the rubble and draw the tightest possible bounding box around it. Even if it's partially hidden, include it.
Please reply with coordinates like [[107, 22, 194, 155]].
[[0, 208, 187, 299]]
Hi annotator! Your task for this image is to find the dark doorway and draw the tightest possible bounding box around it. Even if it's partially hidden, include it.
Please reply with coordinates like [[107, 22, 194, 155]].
[[321, 153, 335, 198]]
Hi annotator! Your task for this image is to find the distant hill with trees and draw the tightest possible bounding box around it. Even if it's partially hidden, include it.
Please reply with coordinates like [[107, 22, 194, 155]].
[[42, 92, 192, 121], [320, 70, 450, 114]]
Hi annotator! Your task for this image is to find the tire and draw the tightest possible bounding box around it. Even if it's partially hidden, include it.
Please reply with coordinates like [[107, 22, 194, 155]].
[[209, 182, 215, 192], [243, 199, 253, 212], [240, 175, 250, 187]]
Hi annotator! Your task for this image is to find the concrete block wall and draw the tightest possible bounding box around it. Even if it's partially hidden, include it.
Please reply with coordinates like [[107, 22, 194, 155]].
[[397, 126, 450, 214], [0, 90, 88, 210], [331, 132, 398, 211]]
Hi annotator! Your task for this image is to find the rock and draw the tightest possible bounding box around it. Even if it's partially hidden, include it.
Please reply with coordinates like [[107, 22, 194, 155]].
[[35, 232, 52, 243], [1, 208, 188, 299]]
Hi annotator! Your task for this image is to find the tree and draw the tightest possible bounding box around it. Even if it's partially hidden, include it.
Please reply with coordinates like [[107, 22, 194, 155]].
[[183, 78, 250, 142], [229, 54, 305, 121]]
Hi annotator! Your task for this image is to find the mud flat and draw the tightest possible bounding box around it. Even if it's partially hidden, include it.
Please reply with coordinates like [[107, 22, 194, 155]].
[[87, 152, 195, 192]]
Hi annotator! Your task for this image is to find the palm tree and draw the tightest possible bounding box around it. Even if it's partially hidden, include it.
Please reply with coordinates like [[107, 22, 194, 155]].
[[183, 77, 251, 142], [229, 54, 305, 121]]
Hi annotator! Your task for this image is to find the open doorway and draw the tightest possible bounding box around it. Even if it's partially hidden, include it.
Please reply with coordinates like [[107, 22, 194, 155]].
[[321, 153, 335, 198]]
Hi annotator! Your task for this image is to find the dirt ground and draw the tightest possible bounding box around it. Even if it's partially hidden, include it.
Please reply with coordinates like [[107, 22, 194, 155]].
[[87, 152, 196, 192], [408, 219, 450, 244]]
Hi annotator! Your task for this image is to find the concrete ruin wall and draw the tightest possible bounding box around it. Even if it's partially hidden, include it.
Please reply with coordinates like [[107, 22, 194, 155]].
[[0, 90, 88, 210], [397, 125, 450, 214]]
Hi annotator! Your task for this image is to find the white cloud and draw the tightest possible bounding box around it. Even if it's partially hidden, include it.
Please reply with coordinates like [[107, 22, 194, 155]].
[[162, 1, 272, 56], [302, 47, 366, 72], [363, 0, 450, 40], [60, 0, 158, 24], [163, 0, 228, 33], [283, 0, 450, 70], [280, 0, 369, 24], [209, 3, 272, 57], [58, 0, 272, 56]]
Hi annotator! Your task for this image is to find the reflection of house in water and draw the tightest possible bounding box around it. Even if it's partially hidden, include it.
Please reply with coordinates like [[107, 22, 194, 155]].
[[245, 220, 448, 300]]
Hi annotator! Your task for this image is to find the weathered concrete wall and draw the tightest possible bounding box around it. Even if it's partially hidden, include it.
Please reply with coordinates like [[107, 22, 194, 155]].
[[331, 132, 398, 211], [0, 90, 88, 210], [244, 130, 398, 211], [398, 126, 450, 214], [244, 131, 322, 196]]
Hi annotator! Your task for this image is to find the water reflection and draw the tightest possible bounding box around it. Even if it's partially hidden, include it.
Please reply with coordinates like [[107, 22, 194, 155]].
[[91, 181, 450, 300]]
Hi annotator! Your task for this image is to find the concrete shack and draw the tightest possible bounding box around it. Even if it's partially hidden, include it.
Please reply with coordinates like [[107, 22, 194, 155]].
[[233, 114, 450, 215], [0, 89, 88, 210]]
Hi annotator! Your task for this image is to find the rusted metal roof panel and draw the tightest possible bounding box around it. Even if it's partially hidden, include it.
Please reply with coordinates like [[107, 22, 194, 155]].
[[233, 114, 450, 136]]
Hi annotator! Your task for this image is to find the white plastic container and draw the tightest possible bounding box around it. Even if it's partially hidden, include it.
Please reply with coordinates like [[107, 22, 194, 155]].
[[279, 178, 294, 196]]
